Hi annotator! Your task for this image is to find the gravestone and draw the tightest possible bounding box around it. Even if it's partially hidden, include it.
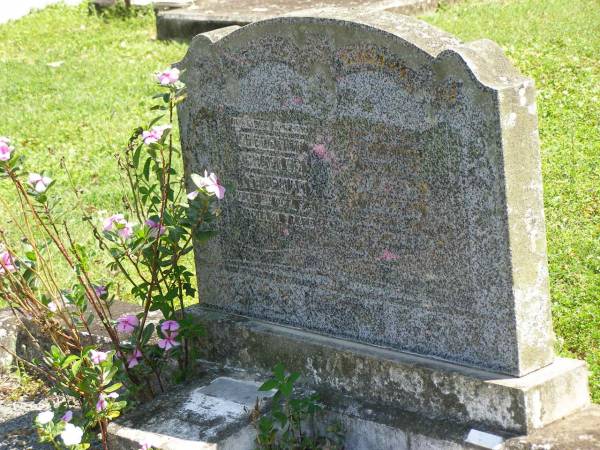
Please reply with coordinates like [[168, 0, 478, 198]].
[[176, 10, 590, 441], [178, 11, 553, 377]]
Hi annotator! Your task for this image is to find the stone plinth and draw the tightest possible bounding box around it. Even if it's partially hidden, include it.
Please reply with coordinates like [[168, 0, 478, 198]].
[[188, 307, 589, 435], [177, 11, 554, 376]]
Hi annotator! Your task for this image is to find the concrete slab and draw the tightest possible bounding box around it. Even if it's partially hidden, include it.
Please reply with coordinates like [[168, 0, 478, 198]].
[[504, 406, 600, 449], [187, 306, 590, 435], [156, 0, 456, 40], [107, 373, 274, 450]]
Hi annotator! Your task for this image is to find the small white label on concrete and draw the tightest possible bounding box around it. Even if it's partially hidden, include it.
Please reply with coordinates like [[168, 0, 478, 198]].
[[465, 429, 505, 449]]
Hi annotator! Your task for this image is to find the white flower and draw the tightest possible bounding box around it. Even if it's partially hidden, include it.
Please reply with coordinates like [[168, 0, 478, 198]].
[[48, 302, 57, 313], [28, 173, 53, 193], [36, 410, 54, 425], [61, 423, 84, 446]]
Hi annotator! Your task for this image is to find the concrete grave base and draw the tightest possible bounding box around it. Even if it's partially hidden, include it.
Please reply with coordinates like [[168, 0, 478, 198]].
[[3, 306, 596, 448], [105, 365, 600, 450], [188, 306, 590, 435]]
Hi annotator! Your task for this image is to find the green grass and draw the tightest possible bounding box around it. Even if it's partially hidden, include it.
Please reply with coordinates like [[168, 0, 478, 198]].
[[421, 0, 599, 401], [0, 0, 598, 400], [0, 4, 186, 210], [0, 4, 188, 296]]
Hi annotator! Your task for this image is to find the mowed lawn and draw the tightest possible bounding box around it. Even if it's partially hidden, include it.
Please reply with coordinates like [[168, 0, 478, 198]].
[[0, 1, 598, 400], [421, 0, 599, 401]]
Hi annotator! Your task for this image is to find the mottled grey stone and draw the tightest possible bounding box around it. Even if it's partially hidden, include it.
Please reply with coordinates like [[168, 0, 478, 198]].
[[177, 11, 555, 376]]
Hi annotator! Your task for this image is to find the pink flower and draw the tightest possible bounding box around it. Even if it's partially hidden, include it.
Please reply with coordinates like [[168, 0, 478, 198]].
[[187, 190, 199, 201], [0, 251, 16, 274], [145, 219, 166, 237], [102, 214, 134, 239], [142, 124, 171, 145], [90, 350, 108, 365], [48, 302, 58, 313], [94, 285, 108, 298], [127, 348, 143, 368], [156, 67, 180, 85], [160, 320, 179, 334], [96, 392, 117, 412], [158, 332, 179, 351], [61, 410, 73, 422], [191, 170, 225, 200], [0, 137, 12, 162], [96, 393, 107, 412], [116, 314, 139, 334], [138, 441, 152, 450], [312, 143, 332, 161], [28, 173, 53, 193], [379, 249, 400, 262]]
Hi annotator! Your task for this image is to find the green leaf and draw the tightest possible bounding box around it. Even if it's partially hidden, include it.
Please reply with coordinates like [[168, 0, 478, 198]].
[[258, 416, 274, 433], [148, 114, 165, 127], [273, 363, 285, 382], [287, 372, 300, 384], [280, 380, 293, 397], [258, 379, 278, 392], [132, 144, 143, 168], [61, 354, 79, 368], [143, 157, 152, 181], [71, 359, 82, 377], [273, 410, 288, 426], [142, 323, 155, 344], [50, 345, 62, 361], [104, 382, 122, 393], [103, 366, 118, 385]]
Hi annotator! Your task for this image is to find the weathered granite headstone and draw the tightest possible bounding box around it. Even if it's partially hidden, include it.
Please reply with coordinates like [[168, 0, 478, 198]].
[[177, 11, 556, 377]]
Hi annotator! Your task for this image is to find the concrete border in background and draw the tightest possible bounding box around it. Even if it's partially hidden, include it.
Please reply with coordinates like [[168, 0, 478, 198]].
[[156, 0, 458, 41]]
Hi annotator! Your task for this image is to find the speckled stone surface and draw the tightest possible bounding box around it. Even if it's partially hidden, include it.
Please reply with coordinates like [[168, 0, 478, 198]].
[[177, 11, 555, 376]]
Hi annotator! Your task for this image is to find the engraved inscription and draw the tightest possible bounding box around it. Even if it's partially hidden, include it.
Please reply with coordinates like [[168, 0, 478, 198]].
[[231, 115, 314, 233]]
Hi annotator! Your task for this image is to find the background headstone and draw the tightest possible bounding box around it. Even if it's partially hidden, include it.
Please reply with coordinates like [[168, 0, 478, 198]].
[[178, 11, 554, 376], [156, 0, 457, 40]]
